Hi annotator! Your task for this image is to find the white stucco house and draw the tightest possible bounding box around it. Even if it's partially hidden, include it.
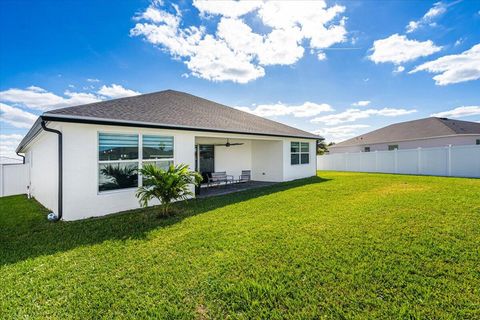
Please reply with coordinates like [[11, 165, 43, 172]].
[[16, 90, 319, 221], [329, 117, 480, 154]]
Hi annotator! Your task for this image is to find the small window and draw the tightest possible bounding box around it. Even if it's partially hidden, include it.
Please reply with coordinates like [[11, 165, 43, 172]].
[[364, 147, 370, 152], [291, 153, 300, 165], [291, 141, 309, 165], [300, 142, 309, 164], [143, 135, 174, 159], [142, 135, 175, 185], [476, 139, 480, 145], [99, 133, 138, 161], [301, 142, 309, 153], [388, 145, 399, 151], [291, 142, 300, 153], [146, 160, 174, 170], [301, 154, 309, 164], [142, 160, 174, 186], [99, 162, 138, 192]]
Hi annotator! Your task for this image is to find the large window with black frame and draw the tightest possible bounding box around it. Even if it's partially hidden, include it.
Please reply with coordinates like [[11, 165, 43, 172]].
[[98, 133, 174, 192]]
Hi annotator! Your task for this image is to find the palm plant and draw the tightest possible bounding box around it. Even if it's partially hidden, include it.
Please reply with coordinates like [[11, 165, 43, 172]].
[[136, 163, 202, 217]]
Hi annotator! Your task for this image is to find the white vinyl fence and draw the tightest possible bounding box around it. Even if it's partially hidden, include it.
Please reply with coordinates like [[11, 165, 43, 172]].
[[0, 163, 29, 197], [317, 145, 480, 178]]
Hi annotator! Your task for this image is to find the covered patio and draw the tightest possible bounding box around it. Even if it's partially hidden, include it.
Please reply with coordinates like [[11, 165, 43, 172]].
[[196, 180, 278, 198], [194, 135, 285, 184]]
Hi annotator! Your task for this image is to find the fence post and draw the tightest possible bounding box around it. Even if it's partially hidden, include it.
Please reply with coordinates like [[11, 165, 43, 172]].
[[359, 152, 362, 171], [394, 149, 398, 173], [345, 152, 348, 171], [447, 144, 452, 176], [417, 147, 422, 174], [375, 150, 378, 172], [0, 164, 3, 197]]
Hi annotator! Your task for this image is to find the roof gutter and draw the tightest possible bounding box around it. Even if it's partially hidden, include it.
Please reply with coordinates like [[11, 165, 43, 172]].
[[16, 152, 25, 164], [330, 133, 480, 149], [41, 120, 62, 221]]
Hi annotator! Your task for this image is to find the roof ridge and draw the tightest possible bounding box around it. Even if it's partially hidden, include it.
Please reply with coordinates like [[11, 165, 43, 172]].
[[330, 116, 480, 147], [156, 90, 318, 137], [433, 117, 458, 135]]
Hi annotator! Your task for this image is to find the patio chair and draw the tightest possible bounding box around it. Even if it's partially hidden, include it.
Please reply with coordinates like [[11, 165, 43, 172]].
[[238, 170, 251, 183], [208, 171, 234, 187]]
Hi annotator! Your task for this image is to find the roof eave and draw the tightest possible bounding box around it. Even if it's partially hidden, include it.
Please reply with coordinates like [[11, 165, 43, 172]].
[[329, 133, 480, 148], [41, 113, 320, 140], [16, 117, 44, 153]]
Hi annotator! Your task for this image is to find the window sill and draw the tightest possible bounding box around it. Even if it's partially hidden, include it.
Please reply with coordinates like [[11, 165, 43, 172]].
[[97, 187, 137, 195]]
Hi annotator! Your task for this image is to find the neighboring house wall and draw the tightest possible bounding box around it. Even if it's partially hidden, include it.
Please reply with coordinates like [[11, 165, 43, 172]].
[[329, 135, 480, 154], [24, 129, 58, 213], [283, 140, 317, 181]]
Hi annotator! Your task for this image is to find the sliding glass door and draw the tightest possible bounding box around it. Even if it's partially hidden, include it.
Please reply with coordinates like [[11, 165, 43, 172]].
[[196, 145, 214, 182]]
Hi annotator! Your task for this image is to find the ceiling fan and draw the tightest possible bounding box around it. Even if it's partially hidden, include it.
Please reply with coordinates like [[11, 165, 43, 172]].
[[214, 139, 244, 147]]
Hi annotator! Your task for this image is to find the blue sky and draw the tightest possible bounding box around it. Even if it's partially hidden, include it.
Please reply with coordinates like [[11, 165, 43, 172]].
[[1, 0, 479, 160]]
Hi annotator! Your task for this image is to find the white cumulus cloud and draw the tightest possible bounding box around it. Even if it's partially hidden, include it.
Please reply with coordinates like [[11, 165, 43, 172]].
[[193, 0, 262, 18], [98, 84, 141, 99], [352, 100, 371, 107], [410, 44, 480, 85], [0, 134, 24, 159], [369, 34, 442, 65], [394, 65, 405, 73], [131, 0, 348, 83], [431, 106, 480, 118], [406, 1, 447, 33], [0, 84, 141, 111], [311, 107, 417, 125], [0, 86, 101, 111], [313, 124, 370, 142], [0, 103, 37, 128], [236, 102, 333, 118]]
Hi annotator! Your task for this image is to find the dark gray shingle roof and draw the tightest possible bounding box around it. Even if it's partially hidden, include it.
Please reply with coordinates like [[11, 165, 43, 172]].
[[43, 90, 318, 139], [331, 117, 480, 148]]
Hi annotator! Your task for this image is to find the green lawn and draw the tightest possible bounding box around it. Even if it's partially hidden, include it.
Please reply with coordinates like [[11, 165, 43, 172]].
[[1, 172, 479, 319]]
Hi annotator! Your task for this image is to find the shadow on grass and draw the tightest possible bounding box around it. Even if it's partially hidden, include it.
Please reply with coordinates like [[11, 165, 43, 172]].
[[0, 176, 330, 266]]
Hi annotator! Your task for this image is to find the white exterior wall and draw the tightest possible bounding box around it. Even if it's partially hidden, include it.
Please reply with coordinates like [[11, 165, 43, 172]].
[[25, 122, 317, 220], [283, 139, 317, 181], [24, 129, 58, 213], [61, 123, 195, 220], [251, 140, 284, 182], [215, 142, 251, 179], [329, 135, 480, 154]]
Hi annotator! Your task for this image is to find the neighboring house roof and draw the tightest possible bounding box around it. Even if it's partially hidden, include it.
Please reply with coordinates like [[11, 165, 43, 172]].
[[330, 117, 480, 148], [17, 90, 318, 153]]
